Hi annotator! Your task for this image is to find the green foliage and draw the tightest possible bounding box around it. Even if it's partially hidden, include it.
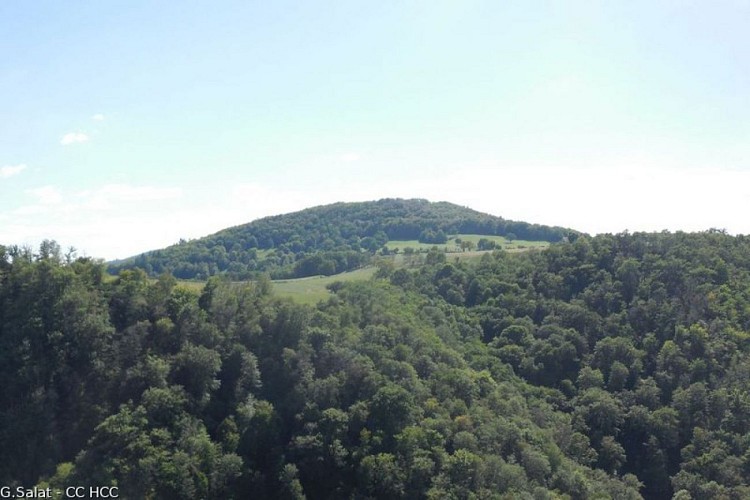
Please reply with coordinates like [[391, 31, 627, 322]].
[[393, 230, 750, 499], [5, 229, 750, 499]]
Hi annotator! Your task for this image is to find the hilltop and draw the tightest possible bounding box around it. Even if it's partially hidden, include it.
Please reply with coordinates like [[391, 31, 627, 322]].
[[109, 198, 575, 279]]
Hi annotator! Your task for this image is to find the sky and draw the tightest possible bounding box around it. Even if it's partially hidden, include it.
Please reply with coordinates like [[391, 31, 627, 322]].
[[1, 1, 749, 260]]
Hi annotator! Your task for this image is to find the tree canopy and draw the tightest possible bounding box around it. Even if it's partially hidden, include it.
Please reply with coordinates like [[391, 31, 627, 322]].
[[3, 228, 750, 498]]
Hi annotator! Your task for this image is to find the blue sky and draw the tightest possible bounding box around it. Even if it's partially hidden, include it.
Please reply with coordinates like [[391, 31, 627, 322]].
[[1, 1, 749, 259]]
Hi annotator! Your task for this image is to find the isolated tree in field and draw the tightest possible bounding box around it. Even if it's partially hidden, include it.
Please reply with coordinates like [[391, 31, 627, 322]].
[[477, 238, 497, 250], [460, 241, 475, 252]]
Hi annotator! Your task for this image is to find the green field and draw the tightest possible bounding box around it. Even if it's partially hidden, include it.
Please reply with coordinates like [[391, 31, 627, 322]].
[[168, 267, 376, 305], [164, 237, 549, 305], [271, 266, 377, 305], [173, 280, 205, 292], [384, 234, 549, 253]]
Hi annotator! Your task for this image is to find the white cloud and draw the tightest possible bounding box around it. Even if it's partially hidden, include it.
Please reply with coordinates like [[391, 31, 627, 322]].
[[79, 184, 183, 210], [101, 184, 182, 202], [60, 132, 89, 146], [0, 164, 27, 179], [91, 113, 105, 121], [340, 153, 361, 162], [27, 186, 63, 205], [2, 183, 185, 259]]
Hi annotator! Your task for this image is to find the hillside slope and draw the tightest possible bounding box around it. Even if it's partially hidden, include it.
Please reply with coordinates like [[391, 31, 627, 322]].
[[0, 247, 642, 498], [388, 229, 750, 499], [6, 230, 750, 498], [109, 198, 575, 279]]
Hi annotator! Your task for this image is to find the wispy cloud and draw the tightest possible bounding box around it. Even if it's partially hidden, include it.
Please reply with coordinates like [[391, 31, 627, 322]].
[[101, 184, 182, 202], [78, 184, 183, 210], [91, 113, 105, 121], [0, 164, 27, 179], [27, 186, 63, 205], [60, 132, 89, 146], [3, 183, 185, 259]]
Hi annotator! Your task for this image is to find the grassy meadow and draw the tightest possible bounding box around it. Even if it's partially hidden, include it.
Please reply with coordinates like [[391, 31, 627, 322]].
[[271, 266, 377, 304], [163, 235, 550, 305], [384, 234, 549, 253]]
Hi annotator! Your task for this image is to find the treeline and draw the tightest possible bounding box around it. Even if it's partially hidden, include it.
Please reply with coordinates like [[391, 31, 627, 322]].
[[1, 241, 639, 499], [379, 230, 750, 499], [109, 199, 573, 280]]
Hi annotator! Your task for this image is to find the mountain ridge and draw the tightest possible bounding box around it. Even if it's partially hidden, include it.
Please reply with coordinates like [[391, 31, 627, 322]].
[[109, 198, 577, 279]]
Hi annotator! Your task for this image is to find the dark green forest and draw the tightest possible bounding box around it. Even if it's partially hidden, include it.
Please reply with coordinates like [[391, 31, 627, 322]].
[[108, 199, 572, 280], [3, 226, 750, 499]]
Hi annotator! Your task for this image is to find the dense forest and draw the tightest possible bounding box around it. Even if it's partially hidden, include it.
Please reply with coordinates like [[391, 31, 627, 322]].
[[108, 199, 573, 280], [3, 227, 750, 498]]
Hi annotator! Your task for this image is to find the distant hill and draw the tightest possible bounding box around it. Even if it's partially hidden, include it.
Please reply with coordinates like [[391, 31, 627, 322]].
[[109, 198, 576, 279]]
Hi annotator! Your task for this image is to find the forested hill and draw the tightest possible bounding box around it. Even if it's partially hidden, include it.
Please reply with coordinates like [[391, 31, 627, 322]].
[[108, 198, 574, 280], [4, 230, 750, 498]]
